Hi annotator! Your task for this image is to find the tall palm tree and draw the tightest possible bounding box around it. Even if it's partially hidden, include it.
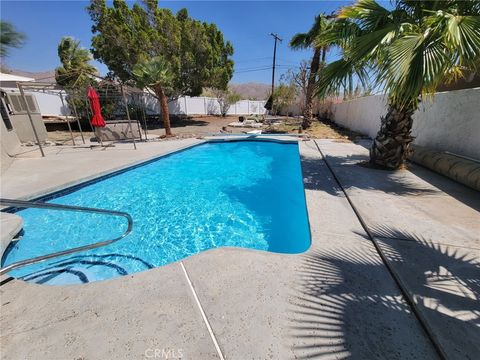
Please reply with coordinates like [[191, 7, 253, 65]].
[[0, 21, 25, 58], [316, 0, 480, 169], [290, 14, 333, 129], [55, 37, 97, 89], [133, 56, 174, 136]]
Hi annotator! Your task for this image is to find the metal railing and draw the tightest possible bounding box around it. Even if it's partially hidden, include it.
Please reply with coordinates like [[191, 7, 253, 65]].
[[0, 198, 133, 275]]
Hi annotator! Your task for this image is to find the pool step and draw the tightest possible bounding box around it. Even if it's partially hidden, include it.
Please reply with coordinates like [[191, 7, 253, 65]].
[[0, 212, 23, 258]]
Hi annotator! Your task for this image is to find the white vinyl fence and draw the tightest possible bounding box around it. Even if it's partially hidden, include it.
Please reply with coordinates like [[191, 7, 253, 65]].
[[24, 89, 267, 117], [146, 96, 267, 116]]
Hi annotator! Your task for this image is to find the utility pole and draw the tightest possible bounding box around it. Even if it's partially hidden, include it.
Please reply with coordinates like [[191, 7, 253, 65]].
[[270, 33, 282, 97]]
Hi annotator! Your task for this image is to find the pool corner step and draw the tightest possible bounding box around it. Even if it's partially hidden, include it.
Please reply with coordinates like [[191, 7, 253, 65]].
[[0, 212, 23, 258]]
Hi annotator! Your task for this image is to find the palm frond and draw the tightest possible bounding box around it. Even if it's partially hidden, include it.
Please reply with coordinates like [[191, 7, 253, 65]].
[[132, 56, 174, 92], [382, 34, 425, 105], [289, 33, 310, 49], [339, 0, 391, 31], [314, 58, 370, 98], [444, 14, 480, 69]]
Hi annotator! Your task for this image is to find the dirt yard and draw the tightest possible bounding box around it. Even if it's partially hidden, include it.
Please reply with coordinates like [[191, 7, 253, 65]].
[[265, 117, 364, 141], [46, 115, 364, 144]]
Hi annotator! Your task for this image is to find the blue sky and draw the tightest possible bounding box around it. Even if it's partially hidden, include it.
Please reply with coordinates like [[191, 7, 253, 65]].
[[1, 1, 354, 84]]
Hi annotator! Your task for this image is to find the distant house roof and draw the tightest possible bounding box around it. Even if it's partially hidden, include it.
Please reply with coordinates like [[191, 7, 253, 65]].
[[0, 72, 35, 82]]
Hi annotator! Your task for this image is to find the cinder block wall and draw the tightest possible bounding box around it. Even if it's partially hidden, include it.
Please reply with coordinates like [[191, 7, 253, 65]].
[[330, 88, 480, 160]]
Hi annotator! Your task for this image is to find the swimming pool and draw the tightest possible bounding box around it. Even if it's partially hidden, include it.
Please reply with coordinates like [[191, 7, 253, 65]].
[[2, 140, 311, 285]]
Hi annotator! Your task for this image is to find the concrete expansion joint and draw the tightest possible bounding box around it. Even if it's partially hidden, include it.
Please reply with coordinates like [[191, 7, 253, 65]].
[[180, 261, 225, 360]]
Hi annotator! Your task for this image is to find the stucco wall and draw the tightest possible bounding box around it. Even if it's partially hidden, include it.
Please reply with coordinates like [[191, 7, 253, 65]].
[[0, 118, 21, 174], [331, 95, 386, 138], [331, 87, 480, 160]]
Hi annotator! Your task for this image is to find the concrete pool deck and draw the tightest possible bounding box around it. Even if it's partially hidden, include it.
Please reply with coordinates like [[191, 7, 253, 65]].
[[0, 138, 478, 359]]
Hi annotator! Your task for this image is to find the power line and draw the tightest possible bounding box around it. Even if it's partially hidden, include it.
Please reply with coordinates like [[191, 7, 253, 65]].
[[234, 57, 273, 64], [235, 67, 272, 74], [235, 64, 300, 72], [235, 65, 272, 71], [276, 58, 300, 65]]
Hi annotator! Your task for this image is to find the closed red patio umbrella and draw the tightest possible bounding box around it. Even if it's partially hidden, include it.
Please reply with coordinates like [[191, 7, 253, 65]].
[[87, 86, 106, 127]]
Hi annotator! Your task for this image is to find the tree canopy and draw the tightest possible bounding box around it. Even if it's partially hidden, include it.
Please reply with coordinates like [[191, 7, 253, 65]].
[[55, 36, 97, 89], [87, 0, 234, 98], [272, 82, 296, 115]]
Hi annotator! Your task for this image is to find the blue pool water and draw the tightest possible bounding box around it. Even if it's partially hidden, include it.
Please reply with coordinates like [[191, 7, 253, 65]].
[[2, 140, 310, 285]]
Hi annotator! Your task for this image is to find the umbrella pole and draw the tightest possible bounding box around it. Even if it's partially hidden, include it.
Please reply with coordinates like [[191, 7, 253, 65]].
[[122, 85, 136, 150], [59, 93, 76, 146]]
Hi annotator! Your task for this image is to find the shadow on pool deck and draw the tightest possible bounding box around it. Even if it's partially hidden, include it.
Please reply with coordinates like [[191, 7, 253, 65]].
[[289, 230, 480, 359], [289, 245, 439, 359], [308, 140, 480, 360], [370, 225, 480, 359], [301, 153, 440, 197]]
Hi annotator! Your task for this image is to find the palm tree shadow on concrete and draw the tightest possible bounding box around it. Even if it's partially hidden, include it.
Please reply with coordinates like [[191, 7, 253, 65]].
[[366, 225, 480, 358], [320, 152, 441, 197], [300, 146, 440, 197], [288, 245, 439, 359], [300, 154, 343, 196]]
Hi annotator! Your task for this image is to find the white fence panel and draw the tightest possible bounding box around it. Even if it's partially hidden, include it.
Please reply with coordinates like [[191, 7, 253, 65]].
[[187, 97, 206, 114], [205, 98, 221, 115], [237, 100, 249, 115], [168, 97, 187, 115], [249, 101, 259, 114], [143, 94, 159, 115]]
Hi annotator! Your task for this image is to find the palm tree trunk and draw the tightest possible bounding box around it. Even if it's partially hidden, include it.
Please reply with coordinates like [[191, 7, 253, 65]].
[[155, 85, 172, 136], [370, 101, 416, 169], [302, 47, 321, 129]]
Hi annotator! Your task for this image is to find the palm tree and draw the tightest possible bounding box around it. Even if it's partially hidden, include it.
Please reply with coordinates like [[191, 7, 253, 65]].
[[55, 37, 97, 89], [290, 14, 333, 129], [0, 21, 25, 57], [133, 56, 174, 136], [316, 0, 480, 169]]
